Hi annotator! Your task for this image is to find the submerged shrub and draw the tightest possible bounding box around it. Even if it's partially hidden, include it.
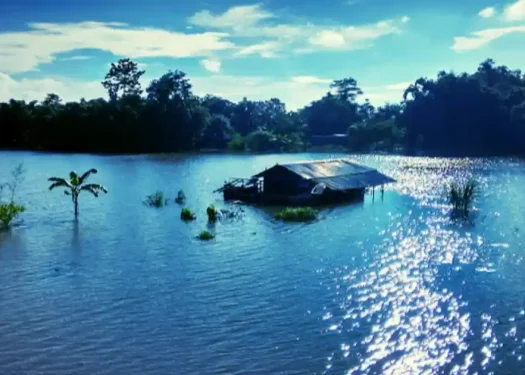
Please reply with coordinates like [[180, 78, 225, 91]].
[[175, 190, 186, 204], [145, 191, 168, 208], [448, 178, 478, 216], [198, 230, 215, 241], [0, 203, 25, 230], [0, 163, 26, 230], [207, 204, 219, 222], [181, 207, 196, 221], [275, 207, 318, 222]]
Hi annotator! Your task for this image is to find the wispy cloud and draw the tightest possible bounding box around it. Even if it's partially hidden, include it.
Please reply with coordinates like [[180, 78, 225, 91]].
[[188, 5, 408, 57], [452, 25, 525, 51], [307, 20, 402, 51], [237, 41, 281, 58], [0, 22, 234, 74], [200, 59, 221, 73], [479, 7, 496, 18], [504, 0, 525, 21], [291, 76, 332, 85], [62, 55, 93, 61], [188, 4, 273, 30]]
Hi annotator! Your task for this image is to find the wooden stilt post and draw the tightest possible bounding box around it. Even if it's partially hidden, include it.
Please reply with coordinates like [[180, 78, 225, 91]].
[[381, 185, 384, 202], [372, 186, 375, 202]]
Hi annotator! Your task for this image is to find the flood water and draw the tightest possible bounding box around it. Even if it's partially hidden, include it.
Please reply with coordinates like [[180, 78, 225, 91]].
[[1, 152, 525, 375]]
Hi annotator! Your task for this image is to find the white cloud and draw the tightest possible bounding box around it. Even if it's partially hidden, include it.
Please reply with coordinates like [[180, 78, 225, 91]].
[[188, 4, 273, 29], [63, 55, 93, 61], [0, 22, 234, 74], [401, 16, 410, 23], [504, 0, 525, 20], [479, 7, 496, 18], [307, 20, 401, 50], [452, 25, 525, 51], [291, 76, 332, 85], [237, 41, 281, 58], [200, 59, 221, 73], [309, 30, 347, 48]]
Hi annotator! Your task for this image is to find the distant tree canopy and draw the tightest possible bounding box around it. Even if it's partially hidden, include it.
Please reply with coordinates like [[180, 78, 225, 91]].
[[1, 58, 525, 156]]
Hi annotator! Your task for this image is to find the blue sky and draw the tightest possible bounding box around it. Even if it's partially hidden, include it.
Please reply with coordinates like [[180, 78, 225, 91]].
[[1, 0, 525, 109]]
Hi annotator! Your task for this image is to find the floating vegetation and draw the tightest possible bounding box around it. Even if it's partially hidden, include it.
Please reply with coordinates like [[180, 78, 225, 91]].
[[181, 207, 196, 221], [275, 207, 318, 222], [207, 204, 219, 222], [175, 190, 186, 204], [198, 230, 215, 241], [448, 178, 478, 216], [145, 190, 169, 208], [0, 203, 25, 231]]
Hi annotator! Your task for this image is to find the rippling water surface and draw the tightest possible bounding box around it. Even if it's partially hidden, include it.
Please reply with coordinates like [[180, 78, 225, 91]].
[[1, 152, 525, 375]]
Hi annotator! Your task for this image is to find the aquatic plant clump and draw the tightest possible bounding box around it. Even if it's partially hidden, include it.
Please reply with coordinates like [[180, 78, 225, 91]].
[[275, 207, 318, 222], [198, 230, 215, 241], [145, 190, 169, 208], [175, 190, 186, 204], [207, 204, 219, 222], [448, 178, 478, 215], [181, 207, 196, 221], [0, 203, 25, 230]]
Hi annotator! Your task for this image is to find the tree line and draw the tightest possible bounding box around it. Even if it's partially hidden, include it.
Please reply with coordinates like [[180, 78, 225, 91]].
[[1, 58, 524, 156]]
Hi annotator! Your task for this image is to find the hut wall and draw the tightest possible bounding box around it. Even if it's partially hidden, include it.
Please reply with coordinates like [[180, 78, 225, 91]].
[[262, 167, 313, 196]]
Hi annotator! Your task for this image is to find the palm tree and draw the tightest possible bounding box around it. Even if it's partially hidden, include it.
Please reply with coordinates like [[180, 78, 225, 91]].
[[48, 169, 107, 217]]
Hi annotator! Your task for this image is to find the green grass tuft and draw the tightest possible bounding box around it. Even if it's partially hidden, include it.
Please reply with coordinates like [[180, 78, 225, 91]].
[[181, 207, 196, 221], [145, 191, 168, 208], [275, 207, 318, 222], [448, 178, 478, 216], [198, 230, 215, 240], [0, 203, 25, 230]]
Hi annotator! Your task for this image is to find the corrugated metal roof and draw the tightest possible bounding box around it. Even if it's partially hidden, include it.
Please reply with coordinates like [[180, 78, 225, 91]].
[[254, 158, 396, 190]]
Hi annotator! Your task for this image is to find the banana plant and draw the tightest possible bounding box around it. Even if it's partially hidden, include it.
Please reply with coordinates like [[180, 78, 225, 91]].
[[48, 169, 107, 217]]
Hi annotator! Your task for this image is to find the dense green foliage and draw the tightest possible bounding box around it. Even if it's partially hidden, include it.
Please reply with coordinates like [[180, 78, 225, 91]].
[[1, 58, 525, 156], [48, 169, 107, 217], [275, 207, 318, 222], [145, 191, 169, 208], [198, 230, 215, 241], [0, 164, 26, 230], [0, 203, 25, 230], [448, 179, 478, 215], [180, 207, 196, 221]]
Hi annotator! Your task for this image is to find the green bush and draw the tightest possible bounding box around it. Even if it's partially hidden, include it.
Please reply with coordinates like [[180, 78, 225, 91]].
[[145, 191, 168, 207], [275, 207, 318, 222], [227, 134, 246, 151], [181, 207, 196, 221], [198, 230, 215, 241], [448, 178, 478, 215], [245, 130, 276, 152], [175, 190, 186, 204], [207, 204, 219, 222], [0, 203, 25, 230]]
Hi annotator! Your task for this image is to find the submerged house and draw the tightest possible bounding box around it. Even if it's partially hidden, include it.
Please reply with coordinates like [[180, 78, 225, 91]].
[[218, 158, 396, 205]]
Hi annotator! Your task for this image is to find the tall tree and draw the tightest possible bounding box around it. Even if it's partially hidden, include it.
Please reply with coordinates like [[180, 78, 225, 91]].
[[102, 58, 145, 101], [330, 78, 363, 102]]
